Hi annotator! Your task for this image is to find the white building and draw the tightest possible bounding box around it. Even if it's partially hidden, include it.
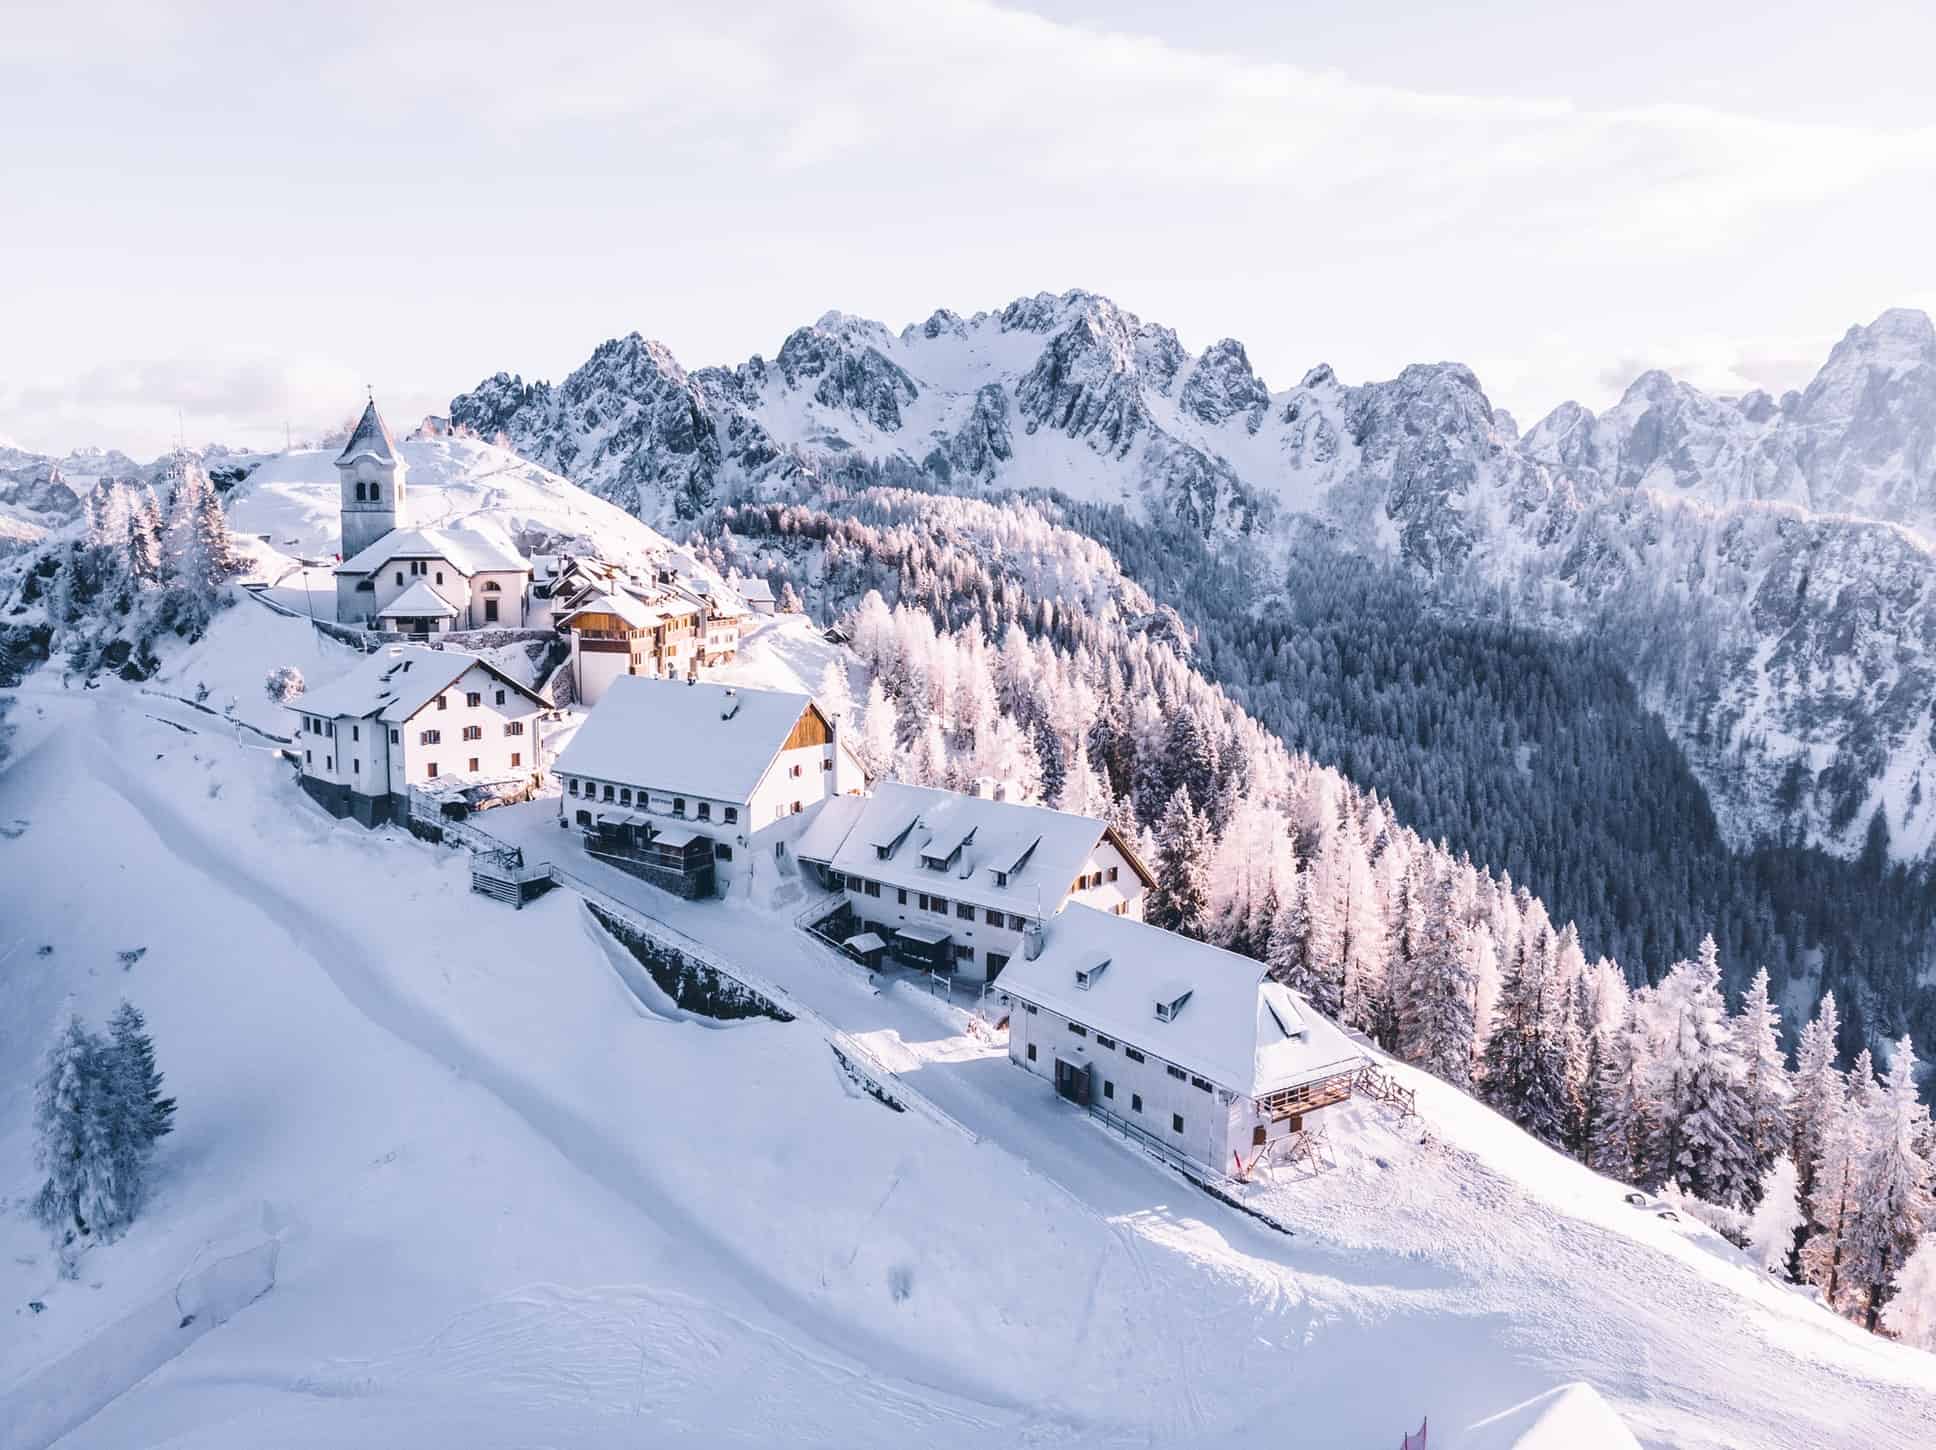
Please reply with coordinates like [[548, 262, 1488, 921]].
[[999, 905, 1367, 1176], [551, 677, 866, 896], [291, 645, 550, 827], [795, 781, 1154, 983], [330, 398, 533, 630]]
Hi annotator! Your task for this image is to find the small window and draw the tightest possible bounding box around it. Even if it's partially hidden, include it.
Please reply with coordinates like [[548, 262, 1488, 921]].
[[822, 758, 833, 771], [426, 762, 439, 778], [724, 807, 738, 823], [792, 801, 803, 815], [468, 757, 480, 772], [466, 692, 481, 707], [395, 571, 404, 586], [1026, 1043, 1037, 1062], [326, 721, 335, 738], [985, 909, 1002, 927], [495, 689, 507, 705], [897, 889, 908, 906], [568, 779, 579, 796], [355, 481, 366, 501], [352, 724, 360, 741], [420, 729, 440, 745], [956, 902, 974, 921], [673, 797, 686, 816], [305, 749, 312, 764], [576, 809, 591, 826], [1095, 1034, 1116, 1050], [619, 788, 633, 805], [603, 784, 615, 802], [1106, 866, 1119, 882], [436, 571, 444, 585], [462, 725, 482, 741], [1191, 1076, 1212, 1093], [864, 880, 881, 898], [789, 763, 802, 778], [437, 696, 448, 711], [1131, 1093, 1143, 1113], [389, 728, 398, 744], [1167, 1065, 1187, 1081], [1103, 1080, 1114, 1100], [954, 943, 974, 962], [1124, 1047, 1145, 1063], [504, 721, 524, 736], [1172, 1114, 1184, 1135], [715, 843, 733, 861], [370, 484, 380, 502], [698, 802, 711, 820], [1068, 1023, 1087, 1037], [1007, 913, 1026, 931], [353, 759, 359, 773], [510, 752, 521, 768], [1024, 1002, 1037, 1015]]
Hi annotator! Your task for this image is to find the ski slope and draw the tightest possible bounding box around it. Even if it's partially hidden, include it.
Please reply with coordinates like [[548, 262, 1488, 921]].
[[1, 602, 1932, 1449]]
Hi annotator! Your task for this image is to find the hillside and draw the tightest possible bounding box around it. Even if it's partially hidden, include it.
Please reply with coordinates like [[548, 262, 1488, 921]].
[[2, 598, 1932, 1448], [450, 297, 1936, 864]]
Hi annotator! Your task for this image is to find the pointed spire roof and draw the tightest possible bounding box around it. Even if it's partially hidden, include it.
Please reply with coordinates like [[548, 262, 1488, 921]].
[[336, 399, 399, 466]]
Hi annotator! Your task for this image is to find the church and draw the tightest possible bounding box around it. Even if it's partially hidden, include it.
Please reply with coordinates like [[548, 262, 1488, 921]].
[[331, 399, 533, 632]]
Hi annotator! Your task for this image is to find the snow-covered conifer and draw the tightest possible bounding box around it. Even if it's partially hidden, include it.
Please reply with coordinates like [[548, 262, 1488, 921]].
[[1846, 1038, 1935, 1330], [1745, 1156, 1804, 1279], [1880, 1236, 1936, 1350], [1149, 788, 1215, 941], [1735, 967, 1792, 1194], [1397, 867, 1477, 1086], [1801, 1052, 1875, 1313], [1650, 939, 1756, 1207], [1790, 991, 1843, 1205]]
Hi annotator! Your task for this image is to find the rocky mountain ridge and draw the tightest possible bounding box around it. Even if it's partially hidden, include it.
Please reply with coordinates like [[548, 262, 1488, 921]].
[[450, 296, 1936, 862]]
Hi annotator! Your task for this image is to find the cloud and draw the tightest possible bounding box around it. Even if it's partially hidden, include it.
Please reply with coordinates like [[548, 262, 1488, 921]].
[[0, 356, 443, 459]]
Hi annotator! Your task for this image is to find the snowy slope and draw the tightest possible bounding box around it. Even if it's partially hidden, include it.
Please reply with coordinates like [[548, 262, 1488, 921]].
[[225, 429, 683, 567], [2, 598, 1932, 1449]]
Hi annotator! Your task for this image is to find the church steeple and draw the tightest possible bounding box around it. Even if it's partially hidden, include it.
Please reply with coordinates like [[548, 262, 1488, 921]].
[[335, 397, 407, 559]]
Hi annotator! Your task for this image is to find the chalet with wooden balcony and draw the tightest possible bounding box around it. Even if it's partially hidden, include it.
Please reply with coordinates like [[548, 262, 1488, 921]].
[[551, 677, 866, 895], [999, 904, 1368, 1177]]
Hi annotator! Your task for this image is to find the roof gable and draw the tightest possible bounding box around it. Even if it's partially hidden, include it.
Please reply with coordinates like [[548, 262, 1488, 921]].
[[336, 524, 530, 578], [293, 646, 546, 722]]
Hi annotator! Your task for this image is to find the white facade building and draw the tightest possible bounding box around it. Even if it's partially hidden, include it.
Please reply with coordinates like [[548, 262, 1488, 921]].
[[551, 677, 866, 895], [329, 397, 533, 630], [999, 905, 1367, 1176], [796, 781, 1154, 984], [290, 645, 549, 827]]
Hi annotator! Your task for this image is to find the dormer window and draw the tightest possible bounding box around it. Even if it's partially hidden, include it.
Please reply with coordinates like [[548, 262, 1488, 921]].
[[1153, 984, 1193, 1022], [993, 870, 1009, 887], [1074, 959, 1110, 990]]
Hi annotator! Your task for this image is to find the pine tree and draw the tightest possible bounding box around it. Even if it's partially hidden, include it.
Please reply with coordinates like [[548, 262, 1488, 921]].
[[1649, 938, 1756, 1207], [107, 1000, 176, 1147], [1845, 1037, 1935, 1331], [1744, 1156, 1804, 1279], [816, 660, 854, 730], [1149, 788, 1214, 940], [856, 679, 899, 781], [1880, 1236, 1936, 1350], [1734, 967, 1792, 1195], [31, 1015, 149, 1258], [1396, 868, 1477, 1086], [1801, 1052, 1874, 1314], [1790, 992, 1843, 1207], [1481, 924, 1575, 1149], [1588, 994, 1660, 1186]]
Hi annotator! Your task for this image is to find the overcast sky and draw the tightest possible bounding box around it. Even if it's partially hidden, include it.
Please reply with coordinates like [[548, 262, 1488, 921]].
[[6, 0, 1935, 457]]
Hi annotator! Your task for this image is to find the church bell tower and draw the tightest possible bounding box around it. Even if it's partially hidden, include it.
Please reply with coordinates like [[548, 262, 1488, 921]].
[[335, 396, 407, 559]]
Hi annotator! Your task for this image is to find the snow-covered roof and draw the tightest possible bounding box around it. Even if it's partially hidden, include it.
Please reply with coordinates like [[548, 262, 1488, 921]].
[[552, 677, 831, 804], [733, 574, 776, 604], [999, 905, 1367, 1098], [795, 794, 866, 863], [376, 579, 459, 619], [336, 524, 529, 578], [336, 400, 399, 467], [560, 592, 665, 630], [806, 781, 1151, 916], [293, 646, 545, 723]]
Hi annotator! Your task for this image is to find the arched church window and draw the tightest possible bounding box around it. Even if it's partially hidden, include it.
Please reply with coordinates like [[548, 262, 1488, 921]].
[[355, 481, 366, 501], [371, 483, 380, 502]]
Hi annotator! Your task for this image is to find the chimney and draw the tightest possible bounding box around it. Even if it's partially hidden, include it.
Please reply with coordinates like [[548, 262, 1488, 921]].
[[721, 687, 740, 721], [1023, 919, 1045, 961], [973, 775, 994, 800]]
